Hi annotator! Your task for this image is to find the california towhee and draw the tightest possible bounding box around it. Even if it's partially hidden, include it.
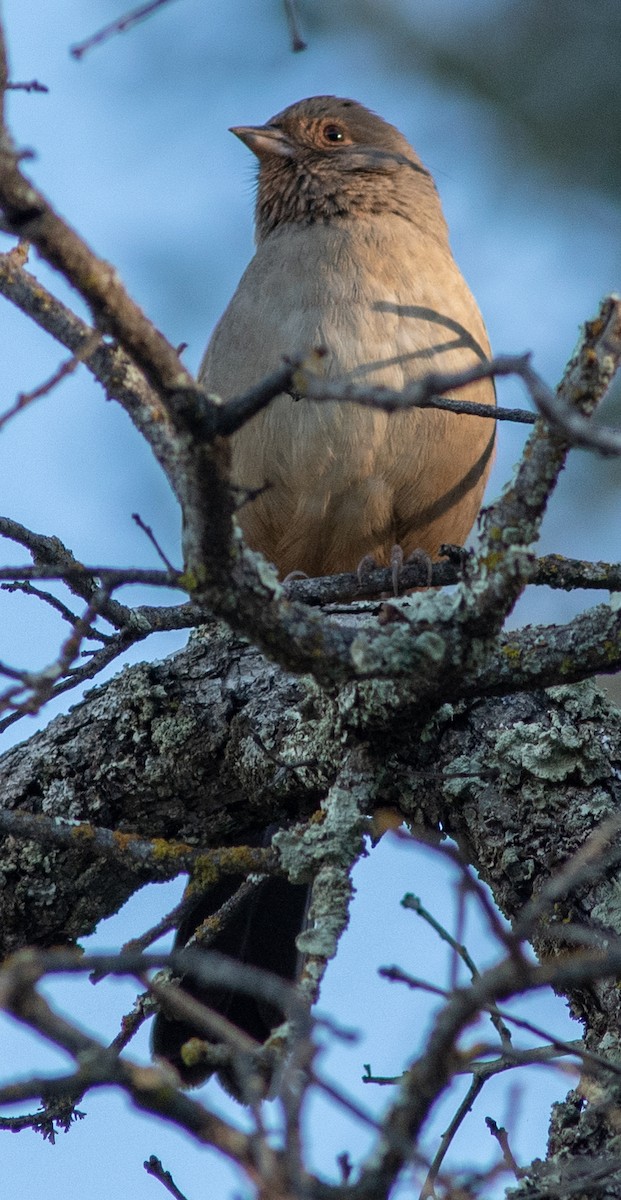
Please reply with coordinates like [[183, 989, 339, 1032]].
[[201, 94, 495, 578], [152, 96, 495, 1095]]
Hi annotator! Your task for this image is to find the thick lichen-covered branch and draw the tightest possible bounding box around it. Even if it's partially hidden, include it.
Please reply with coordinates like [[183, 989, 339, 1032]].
[[461, 295, 621, 637]]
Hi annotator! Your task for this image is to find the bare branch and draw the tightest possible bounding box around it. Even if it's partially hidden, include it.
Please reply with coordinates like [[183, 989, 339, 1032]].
[[1, 578, 109, 639], [143, 1157, 190, 1200], [0, 250, 184, 493], [0, 805, 276, 882], [283, 0, 307, 51], [0, 40, 193, 399], [0, 630, 141, 734], [2, 546, 619, 607], [464, 1042, 583, 1082], [0, 951, 267, 1179], [6, 79, 48, 93], [70, 0, 183, 59], [0, 329, 101, 430], [486, 1116, 523, 1181], [132, 512, 176, 572], [355, 942, 621, 1200], [0, 585, 113, 718], [402, 892, 512, 1047], [462, 295, 621, 638], [420, 1077, 485, 1199]]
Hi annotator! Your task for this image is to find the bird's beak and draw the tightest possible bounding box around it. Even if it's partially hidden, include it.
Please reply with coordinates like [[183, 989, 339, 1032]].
[[229, 124, 294, 160]]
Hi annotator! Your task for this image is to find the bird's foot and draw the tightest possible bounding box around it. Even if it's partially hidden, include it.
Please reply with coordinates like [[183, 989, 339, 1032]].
[[389, 546, 434, 595], [357, 547, 433, 595], [400, 546, 433, 592], [282, 569, 309, 589]]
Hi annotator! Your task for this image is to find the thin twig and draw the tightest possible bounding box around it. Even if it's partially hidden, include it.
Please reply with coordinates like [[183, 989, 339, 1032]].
[[0, 331, 101, 430], [0, 585, 112, 720], [486, 1116, 523, 1179], [107, 991, 153, 1056], [354, 940, 621, 1200], [0, 515, 179, 626], [70, 0, 182, 59], [144, 1156, 190, 1200], [0, 52, 195, 397], [6, 79, 48, 92], [132, 512, 176, 571], [402, 893, 512, 1047], [460, 1041, 583, 1081], [283, 0, 307, 51], [2, 579, 110, 641], [420, 1076, 485, 1199], [0, 628, 141, 734]]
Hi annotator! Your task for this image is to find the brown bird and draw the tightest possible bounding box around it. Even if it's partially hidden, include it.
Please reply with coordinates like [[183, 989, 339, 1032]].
[[201, 94, 495, 579], [152, 96, 495, 1096]]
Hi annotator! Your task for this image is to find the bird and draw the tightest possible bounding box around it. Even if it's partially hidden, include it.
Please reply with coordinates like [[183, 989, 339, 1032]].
[[152, 95, 495, 1095], [200, 94, 495, 579]]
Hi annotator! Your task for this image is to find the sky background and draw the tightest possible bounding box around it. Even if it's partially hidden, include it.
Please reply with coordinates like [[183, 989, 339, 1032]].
[[0, 1, 620, 1197]]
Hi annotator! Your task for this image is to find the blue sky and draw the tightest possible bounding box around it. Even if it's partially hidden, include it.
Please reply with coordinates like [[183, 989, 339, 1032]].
[[0, 2, 619, 1197]]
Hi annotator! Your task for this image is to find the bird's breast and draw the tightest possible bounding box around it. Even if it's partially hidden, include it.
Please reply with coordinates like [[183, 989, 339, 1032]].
[[200, 214, 495, 577]]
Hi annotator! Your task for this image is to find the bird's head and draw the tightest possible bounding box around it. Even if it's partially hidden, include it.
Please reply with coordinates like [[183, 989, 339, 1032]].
[[230, 96, 441, 241]]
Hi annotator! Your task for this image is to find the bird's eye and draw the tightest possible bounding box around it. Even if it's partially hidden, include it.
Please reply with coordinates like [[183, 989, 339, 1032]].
[[322, 123, 345, 143]]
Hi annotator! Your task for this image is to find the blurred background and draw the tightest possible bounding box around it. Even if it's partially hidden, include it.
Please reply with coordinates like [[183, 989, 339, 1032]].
[[0, 1, 620, 1197]]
